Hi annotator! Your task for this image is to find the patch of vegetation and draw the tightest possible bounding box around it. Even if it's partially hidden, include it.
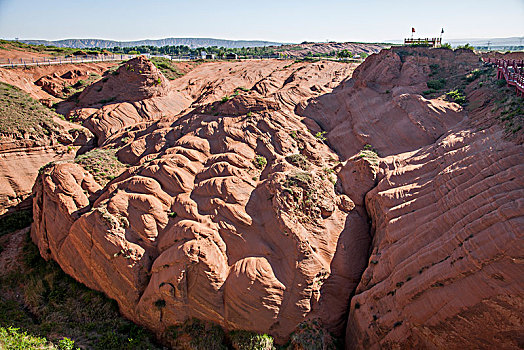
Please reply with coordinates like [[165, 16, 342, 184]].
[[0, 82, 60, 138], [0, 210, 33, 237], [446, 89, 467, 105], [422, 89, 437, 96], [168, 318, 226, 350], [313, 131, 327, 142], [496, 79, 507, 88], [357, 145, 379, 166], [229, 330, 273, 350], [466, 69, 482, 83], [395, 50, 414, 62], [60, 73, 103, 99], [456, 43, 474, 51], [75, 148, 126, 185], [429, 63, 439, 77], [281, 170, 334, 223], [0, 40, 104, 57], [151, 57, 184, 80], [252, 155, 267, 170], [289, 320, 339, 350], [426, 78, 447, 90], [221, 96, 231, 103], [284, 171, 313, 188], [0, 326, 54, 349], [286, 153, 310, 170], [294, 57, 322, 63], [363, 143, 379, 155], [336, 49, 353, 58], [0, 233, 161, 350], [494, 94, 524, 135]]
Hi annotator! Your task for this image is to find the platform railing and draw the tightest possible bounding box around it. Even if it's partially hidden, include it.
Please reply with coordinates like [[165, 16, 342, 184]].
[[485, 58, 524, 97]]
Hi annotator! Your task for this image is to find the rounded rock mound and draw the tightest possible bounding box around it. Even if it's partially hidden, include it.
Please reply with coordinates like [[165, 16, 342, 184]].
[[78, 56, 169, 106]]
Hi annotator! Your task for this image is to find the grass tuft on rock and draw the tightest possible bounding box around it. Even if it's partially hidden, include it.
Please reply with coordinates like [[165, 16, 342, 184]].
[[75, 148, 126, 185], [229, 330, 274, 350], [150, 57, 183, 80]]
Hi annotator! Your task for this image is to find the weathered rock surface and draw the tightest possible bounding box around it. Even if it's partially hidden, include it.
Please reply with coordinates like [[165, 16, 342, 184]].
[[0, 61, 117, 102], [30, 58, 370, 342], [337, 48, 524, 349], [300, 47, 480, 158], [346, 125, 524, 349], [24, 48, 524, 348]]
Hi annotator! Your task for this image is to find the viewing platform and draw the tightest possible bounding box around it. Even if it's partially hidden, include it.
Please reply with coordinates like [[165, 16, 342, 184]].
[[404, 38, 442, 47]]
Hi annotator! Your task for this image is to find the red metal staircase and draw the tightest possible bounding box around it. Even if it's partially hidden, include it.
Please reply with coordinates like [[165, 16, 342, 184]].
[[486, 58, 524, 97]]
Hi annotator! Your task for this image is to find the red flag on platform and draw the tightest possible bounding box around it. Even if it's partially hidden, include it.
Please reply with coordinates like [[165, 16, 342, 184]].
[[412, 27, 415, 33]]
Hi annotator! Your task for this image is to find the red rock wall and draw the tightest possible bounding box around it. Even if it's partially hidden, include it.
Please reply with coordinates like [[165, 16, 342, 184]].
[[346, 127, 524, 349]]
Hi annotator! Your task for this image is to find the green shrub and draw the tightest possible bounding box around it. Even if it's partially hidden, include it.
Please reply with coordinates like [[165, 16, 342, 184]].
[[456, 43, 474, 51], [229, 330, 273, 350], [253, 155, 267, 169], [363, 144, 379, 155], [314, 131, 327, 141], [0, 326, 50, 349], [426, 78, 446, 90], [357, 145, 379, 166], [74, 79, 87, 88], [151, 57, 184, 80], [285, 171, 312, 187], [446, 89, 467, 105], [336, 49, 353, 58], [57, 337, 75, 350], [221, 96, 230, 103], [441, 43, 452, 49]]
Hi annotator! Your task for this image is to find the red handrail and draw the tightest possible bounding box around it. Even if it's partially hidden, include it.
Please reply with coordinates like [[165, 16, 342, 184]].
[[485, 57, 524, 97]]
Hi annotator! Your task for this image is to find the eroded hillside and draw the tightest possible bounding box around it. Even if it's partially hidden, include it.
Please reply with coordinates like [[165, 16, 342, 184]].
[[1, 47, 523, 349]]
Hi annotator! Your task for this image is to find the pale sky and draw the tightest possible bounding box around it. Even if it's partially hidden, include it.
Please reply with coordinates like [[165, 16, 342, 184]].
[[0, 0, 523, 43]]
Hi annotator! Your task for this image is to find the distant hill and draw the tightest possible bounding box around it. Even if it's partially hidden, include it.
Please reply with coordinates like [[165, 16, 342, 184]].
[[446, 37, 524, 50], [19, 38, 285, 49]]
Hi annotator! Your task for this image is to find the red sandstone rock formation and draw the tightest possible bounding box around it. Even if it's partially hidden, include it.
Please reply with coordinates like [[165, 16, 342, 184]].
[[30, 58, 369, 342], [345, 124, 524, 349], [24, 48, 524, 348], [300, 47, 480, 158]]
